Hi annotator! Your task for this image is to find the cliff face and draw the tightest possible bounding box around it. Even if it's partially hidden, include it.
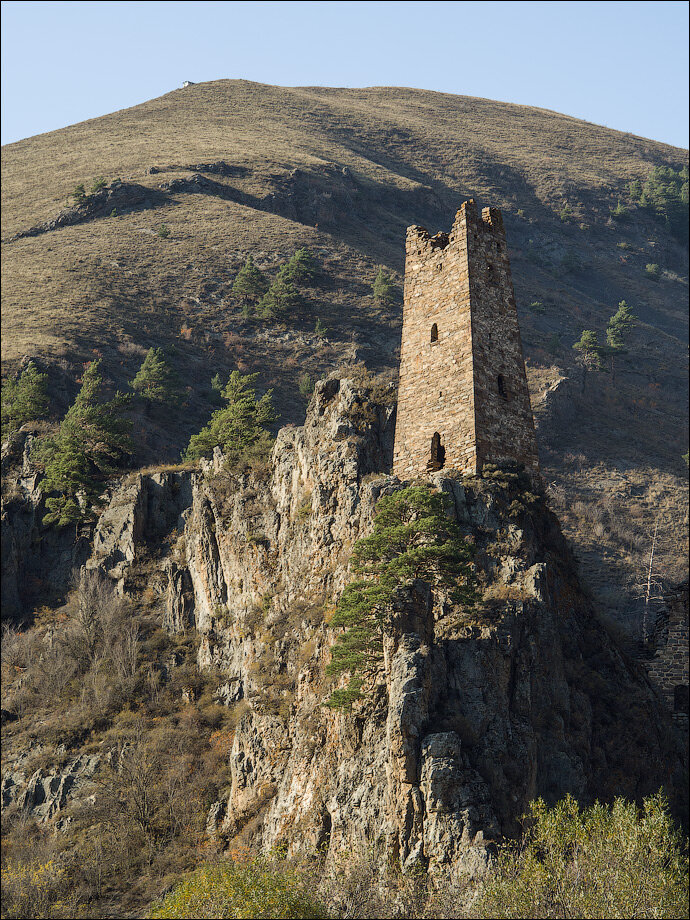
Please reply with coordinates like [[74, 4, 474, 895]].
[[80, 374, 685, 873], [3, 375, 684, 871]]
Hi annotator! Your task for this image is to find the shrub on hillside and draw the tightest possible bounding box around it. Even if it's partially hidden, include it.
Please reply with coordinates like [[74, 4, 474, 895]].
[[298, 374, 315, 399], [470, 793, 689, 919], [149, 859, 326, 919], [372, 267, 397, 305], [0, 858, 79, 920]]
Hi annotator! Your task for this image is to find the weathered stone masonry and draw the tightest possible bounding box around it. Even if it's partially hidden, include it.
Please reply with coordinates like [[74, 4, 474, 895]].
[[393, 200, 539, 479]]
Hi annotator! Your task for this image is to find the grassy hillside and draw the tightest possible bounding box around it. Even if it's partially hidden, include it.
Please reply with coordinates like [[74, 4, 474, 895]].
[[1, 79, 688, 628]]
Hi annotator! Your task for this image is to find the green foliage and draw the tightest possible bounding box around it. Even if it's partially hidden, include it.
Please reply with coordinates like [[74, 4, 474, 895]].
[[37, 360, 132, 527], [184, 370, 277, 463], [90, 176, 107, 195], [157, 224, 171, 239], [372, 267, 397, 305], [559, 203, 572, 222], [1, 361, 49, 439], [131, 347, 182, 405], [71, 183, 86, 204], [633, 164, 689, 244], [257, 271, 301, 320], [233, 256, 268, 303], [280, 248, 318, 286], [149, 858, 327, 919], [610, 198, 628, 220], [472, 793, 688, 919], [628, 177, 643, 200], [645, 262, 661, 280], [298, 373, 315, 399], [605, 300, 637, 351], [0, 858, 78, 919], [314, 317, 328, 337], [326, 485, 476, 709], [573, 302, 636, 380], [529, 300, 545, 314], [573, 329, 605, 371]]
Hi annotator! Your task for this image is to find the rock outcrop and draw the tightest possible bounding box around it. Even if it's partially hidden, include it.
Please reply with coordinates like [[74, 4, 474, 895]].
[[5, 373, 684, 874], [1, 749, 100, 825], [1, 427, 92, 622]]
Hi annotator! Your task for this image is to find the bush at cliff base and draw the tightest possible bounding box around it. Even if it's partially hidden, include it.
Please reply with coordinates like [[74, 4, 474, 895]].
[[471, 792, 689, 919], [148, 858, 327, 919]]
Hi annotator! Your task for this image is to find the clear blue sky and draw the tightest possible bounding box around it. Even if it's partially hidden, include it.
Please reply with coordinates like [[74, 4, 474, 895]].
[[1, 0, 688, 148]]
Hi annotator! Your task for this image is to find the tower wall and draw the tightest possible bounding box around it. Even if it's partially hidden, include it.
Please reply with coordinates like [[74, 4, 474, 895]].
[[469, 206, 540, 474], [393, 203, 477, 479], [393, 200, 539, 480]]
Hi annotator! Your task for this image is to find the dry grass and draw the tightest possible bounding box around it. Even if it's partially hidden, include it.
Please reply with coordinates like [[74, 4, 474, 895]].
[[1, 77, 688, 615]]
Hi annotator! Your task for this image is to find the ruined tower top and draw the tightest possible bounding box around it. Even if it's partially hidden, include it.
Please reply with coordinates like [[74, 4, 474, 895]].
[[393, 200, 539, 480]]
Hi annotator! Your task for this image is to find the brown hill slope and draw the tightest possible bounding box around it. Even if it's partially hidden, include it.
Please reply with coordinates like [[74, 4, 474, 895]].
[[1, 79, 688, 628]]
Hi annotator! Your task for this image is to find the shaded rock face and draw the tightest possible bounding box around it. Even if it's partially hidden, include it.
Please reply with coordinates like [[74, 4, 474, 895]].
[[87, 470, 193, 592], [1, 428, 91, 622], [16, 374, 682, 871]]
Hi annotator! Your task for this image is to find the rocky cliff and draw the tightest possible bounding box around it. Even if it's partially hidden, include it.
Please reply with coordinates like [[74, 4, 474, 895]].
[[81, 374, 685, 872], [2, 374, 686, 874]]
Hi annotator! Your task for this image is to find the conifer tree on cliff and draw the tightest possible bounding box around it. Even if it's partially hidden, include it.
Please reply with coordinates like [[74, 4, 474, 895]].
[[184, 370, 277, 464], [38, 360, 132, 526], [326, 484, 477, 710], [1, 361, 49, 439]]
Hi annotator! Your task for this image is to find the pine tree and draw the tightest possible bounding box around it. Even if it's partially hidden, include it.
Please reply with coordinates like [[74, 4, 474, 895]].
[[573, 330, 604, 370], [326, 485, 476, 709], [280, 249, 318, 285], [372, 267, 397, 305], [606, 301, 637, 351], [1, 361, 49, 439], [573, 329, 606, 394], [257, 270, 300, 320], [184, 371, 277, 463], [131, 348, 181, 406], [38, 361, 132, 527], [232, 256, 268, 305]]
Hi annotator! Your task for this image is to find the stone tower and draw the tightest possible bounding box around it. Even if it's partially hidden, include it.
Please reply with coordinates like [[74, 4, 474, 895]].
[[393, 200, 539, 479]]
